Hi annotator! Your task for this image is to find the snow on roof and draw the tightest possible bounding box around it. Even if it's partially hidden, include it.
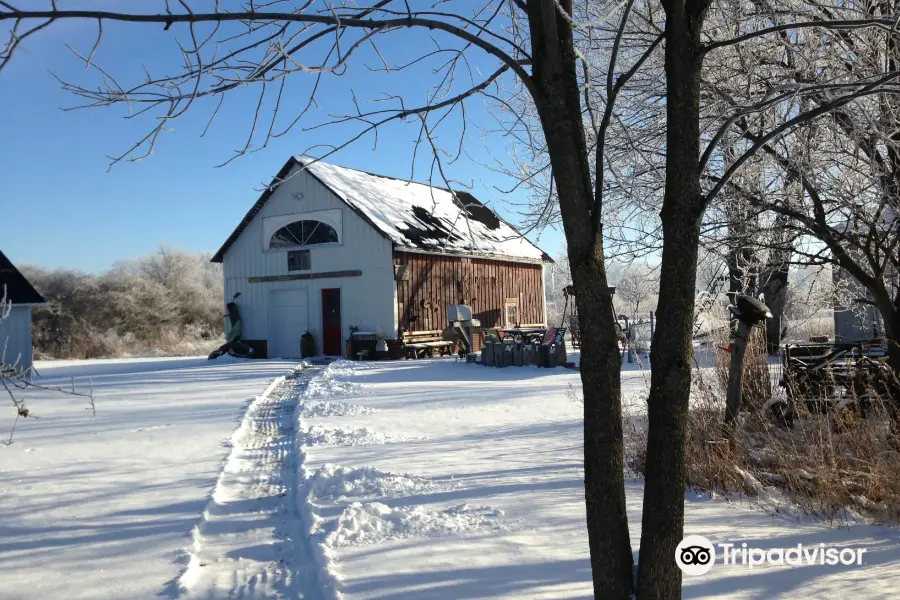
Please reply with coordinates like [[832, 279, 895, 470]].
[[297, 157, 550, 263]]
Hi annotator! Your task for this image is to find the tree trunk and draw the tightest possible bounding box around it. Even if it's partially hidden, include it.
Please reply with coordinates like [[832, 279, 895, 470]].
[[875, 290, 900, 426], [759, 213, 793, 355], [535, 93, 633, 600], [762, 265, 789, 355], [525, 2, 632, 597], [723, 320, 751, 436], [724, 155, 758, 301], [637, 3, 709, 598], [885, 314, 900, 376]]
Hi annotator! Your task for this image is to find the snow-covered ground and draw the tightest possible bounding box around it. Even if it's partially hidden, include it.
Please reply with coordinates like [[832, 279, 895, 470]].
[[2, 356, 899, 599], [290, 359, 900, 599], [0, 356, 299, 600]]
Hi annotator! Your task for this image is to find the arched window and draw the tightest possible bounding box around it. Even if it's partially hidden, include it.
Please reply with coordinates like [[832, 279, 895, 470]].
[[269, 220, 339, 248]]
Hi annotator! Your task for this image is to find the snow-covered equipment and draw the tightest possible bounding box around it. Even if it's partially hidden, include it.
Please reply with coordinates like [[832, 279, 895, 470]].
[[772, 339, 891, 428], [448, 304, 480, 359]]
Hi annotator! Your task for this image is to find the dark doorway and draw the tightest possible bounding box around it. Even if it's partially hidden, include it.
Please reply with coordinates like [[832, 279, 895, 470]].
[[322, 288, 342, 356]]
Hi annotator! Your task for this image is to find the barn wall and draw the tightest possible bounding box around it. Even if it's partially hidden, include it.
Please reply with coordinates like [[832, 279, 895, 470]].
[[222, 164, 396, 356], [0, 306, 34, 371], [392, 251, 545, 336]]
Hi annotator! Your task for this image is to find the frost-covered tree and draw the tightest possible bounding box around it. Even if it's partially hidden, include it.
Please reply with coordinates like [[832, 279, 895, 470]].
[[6, 1, 900, 595], [614, 264, 658, 320], [24, 247, 224, 358], [544, 247, 571, 325]]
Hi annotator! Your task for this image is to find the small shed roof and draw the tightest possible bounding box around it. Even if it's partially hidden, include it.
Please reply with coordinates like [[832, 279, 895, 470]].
[[212, 157, 552, 264], [0, 250, 45, 305]]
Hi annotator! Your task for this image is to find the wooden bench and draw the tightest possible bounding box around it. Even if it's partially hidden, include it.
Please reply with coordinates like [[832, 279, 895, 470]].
[[402, 329, 454, 358]]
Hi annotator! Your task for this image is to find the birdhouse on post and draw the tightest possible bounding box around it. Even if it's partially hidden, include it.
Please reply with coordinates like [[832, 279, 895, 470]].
[[729, 295, 773, 328]]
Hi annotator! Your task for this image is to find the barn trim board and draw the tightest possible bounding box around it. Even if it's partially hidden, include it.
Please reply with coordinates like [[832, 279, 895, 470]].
[[248, 270, 362, 284]]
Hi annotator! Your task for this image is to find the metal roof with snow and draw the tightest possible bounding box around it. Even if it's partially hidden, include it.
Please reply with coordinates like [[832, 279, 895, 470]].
[[211, 157, 551, 264], [0, 249, 45, 305]]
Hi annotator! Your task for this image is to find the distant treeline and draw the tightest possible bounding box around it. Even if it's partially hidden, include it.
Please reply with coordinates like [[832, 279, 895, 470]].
[[22, 247, 224, 359]]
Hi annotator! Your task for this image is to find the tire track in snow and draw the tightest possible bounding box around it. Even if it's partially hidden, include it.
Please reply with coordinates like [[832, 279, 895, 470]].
[[175, 366, 337, 600]]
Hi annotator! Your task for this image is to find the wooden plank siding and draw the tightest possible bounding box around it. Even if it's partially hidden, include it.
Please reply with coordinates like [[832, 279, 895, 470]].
[[392, 251, 545, 338]]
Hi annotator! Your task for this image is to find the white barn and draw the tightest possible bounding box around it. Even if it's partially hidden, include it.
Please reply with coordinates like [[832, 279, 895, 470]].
[[0, 250, 45, 373], [211, 156, 550, 359]]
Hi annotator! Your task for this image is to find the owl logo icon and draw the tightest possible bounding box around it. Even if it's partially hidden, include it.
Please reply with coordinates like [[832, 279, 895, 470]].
[[676, 535, 716, 576]]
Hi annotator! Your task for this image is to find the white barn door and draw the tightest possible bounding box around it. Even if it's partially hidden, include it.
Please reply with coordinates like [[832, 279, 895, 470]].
[[268, 288, 308, 358]]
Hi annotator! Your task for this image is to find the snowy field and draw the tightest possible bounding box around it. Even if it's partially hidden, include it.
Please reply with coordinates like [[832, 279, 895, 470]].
[[0, 356, 300, 600], [2, 356, 899, 599]]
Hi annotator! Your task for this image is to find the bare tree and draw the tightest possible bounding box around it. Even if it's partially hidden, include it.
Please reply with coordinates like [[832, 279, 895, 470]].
[[615, 264, 658, 319], [5, 1, 900, 596], [544, 246, 571, 325], [700, 0, 900, 380], [2, 2, 634, 596]]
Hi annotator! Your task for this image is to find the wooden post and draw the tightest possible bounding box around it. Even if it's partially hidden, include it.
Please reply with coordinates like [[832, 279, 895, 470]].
[[723, 295, 772, 440], [724, 320, 751, 434]]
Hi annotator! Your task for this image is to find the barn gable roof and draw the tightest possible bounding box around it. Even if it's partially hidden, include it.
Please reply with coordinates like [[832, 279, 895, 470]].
[[211, 157, 552, 264], [0, 250, 45, 305]]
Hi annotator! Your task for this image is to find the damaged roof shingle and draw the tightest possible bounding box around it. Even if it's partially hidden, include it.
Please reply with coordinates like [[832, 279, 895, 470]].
[[297, 157, 551, 262]]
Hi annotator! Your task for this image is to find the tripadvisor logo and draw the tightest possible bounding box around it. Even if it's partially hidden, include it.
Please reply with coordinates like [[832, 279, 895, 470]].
[[676, 535, 716, 576], [675, 534, 868, 575]]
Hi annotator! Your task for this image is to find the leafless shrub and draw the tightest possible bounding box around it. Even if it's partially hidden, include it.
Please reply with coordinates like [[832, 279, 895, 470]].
[[624, 412, 648, 478], [682, 354, 900, 524], [23, 246, 224, 359], [616, 327, 900, 522]]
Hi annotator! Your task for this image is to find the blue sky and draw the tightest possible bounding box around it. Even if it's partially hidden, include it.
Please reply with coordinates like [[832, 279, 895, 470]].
[[0, 8, 564, 272]]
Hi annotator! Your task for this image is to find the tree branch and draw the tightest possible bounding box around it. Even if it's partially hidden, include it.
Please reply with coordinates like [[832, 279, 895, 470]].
[[702, 18, 900, 55], [0, 7, 534, 87]]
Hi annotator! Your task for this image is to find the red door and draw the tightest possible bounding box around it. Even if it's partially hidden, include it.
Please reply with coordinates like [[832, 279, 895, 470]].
[[322, 288, 342, 356]]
